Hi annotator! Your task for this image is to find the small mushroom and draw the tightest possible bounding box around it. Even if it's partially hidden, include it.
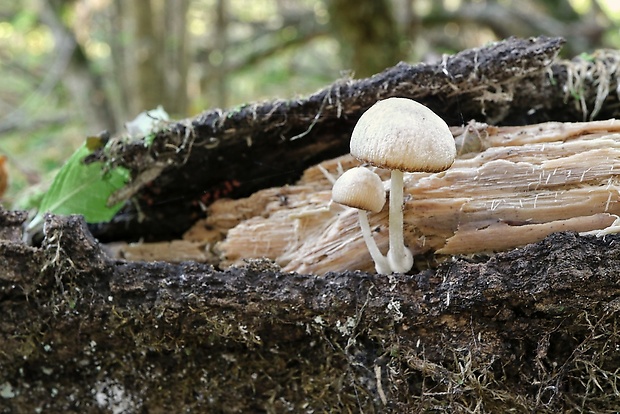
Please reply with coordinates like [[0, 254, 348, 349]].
[[332, 167, 390, 274], [350, 97, 456, 273]]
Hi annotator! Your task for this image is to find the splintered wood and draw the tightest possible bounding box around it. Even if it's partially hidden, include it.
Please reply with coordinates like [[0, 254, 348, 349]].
[[114, 120, 620, 274], [207, 120, 620, 274]]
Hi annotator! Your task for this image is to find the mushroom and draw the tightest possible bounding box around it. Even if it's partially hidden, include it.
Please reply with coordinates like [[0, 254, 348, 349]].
[[332, 166, 390, 274], [350, 97, 456, 273]]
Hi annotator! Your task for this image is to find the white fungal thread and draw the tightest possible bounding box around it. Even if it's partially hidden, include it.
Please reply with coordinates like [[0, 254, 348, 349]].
[[531, 172, 543, 191], [605, 177, 613, 190], [545, 171, 552, 185], [580, 167, 592, 183], [605, 191, 613, 212]]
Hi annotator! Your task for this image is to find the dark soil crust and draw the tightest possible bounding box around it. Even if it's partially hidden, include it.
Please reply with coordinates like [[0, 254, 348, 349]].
[[2, 211, 620, 412]]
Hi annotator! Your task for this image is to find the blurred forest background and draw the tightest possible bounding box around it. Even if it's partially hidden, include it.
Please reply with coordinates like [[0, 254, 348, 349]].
[[0, 0, 619, 206]]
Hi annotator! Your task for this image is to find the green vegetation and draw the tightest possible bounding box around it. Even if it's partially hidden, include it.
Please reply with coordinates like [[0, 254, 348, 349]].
[[26, 142, 129, 234]]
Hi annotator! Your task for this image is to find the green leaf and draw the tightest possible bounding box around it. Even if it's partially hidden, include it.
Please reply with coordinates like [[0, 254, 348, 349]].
[[27, 143, 130, 232]]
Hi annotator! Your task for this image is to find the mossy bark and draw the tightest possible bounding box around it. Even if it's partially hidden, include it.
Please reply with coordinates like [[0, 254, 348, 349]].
[[2, 211, 620, 412]]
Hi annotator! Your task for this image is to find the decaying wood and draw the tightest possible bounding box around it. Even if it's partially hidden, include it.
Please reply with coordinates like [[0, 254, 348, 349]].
[[115, 120, 620, 274], [5, 36, 620, 412], [90, 36, 620, 241], [2, 211, 620, 412]]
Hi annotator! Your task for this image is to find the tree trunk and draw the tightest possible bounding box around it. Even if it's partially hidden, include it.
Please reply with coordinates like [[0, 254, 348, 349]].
[[107, 0, 131, 131], [109, 0, 190, 121], [328, 0, 405, 77], [38, 0, 117, 133], [212, 0, 229, 108], [162, 0, 190, 116], [125, 0, 165, 114]]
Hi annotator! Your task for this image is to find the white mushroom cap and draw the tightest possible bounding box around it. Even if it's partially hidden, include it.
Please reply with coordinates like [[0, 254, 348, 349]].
[[332, 167, 386, 213], [350, 97, 456, 173]]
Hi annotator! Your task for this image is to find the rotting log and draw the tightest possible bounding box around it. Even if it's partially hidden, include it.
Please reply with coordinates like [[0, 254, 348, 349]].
[[113, 119, 620, 274], [90, 35, 620, 242], [2, 211, 620, 412], [4, 36, 620, 412]]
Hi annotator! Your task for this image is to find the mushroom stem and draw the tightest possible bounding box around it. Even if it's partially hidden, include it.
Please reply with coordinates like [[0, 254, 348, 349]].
[[387, 170, 414, 273], [357, 210, 390, 274]]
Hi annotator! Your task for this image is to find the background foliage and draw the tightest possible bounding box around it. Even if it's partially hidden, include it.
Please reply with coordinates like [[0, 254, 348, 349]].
[[0, 0, 619, 205]]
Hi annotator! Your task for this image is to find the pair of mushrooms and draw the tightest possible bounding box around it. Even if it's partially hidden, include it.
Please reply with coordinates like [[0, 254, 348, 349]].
[[332, 97, 457, 274]]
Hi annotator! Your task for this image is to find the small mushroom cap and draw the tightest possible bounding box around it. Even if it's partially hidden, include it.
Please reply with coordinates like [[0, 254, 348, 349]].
[[332, 167, 386, 213], [350, 97, 456, 173]]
